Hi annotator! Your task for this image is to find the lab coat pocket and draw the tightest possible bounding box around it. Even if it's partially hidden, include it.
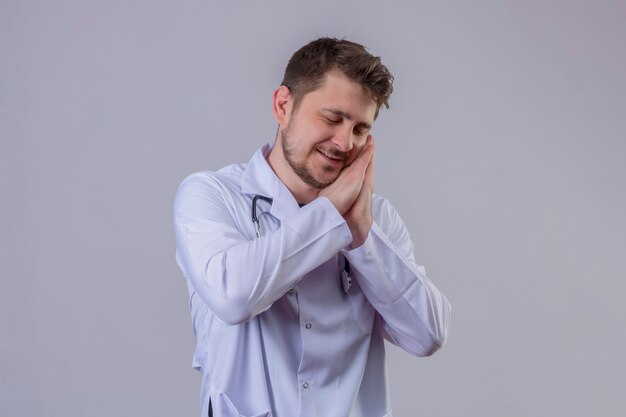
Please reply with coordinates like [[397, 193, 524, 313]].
[[347, 279, 375, 335], [216, 392, 272, 417]]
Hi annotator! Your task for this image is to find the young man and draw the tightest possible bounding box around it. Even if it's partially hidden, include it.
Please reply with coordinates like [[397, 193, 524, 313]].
[[174, 38, 451, 417]]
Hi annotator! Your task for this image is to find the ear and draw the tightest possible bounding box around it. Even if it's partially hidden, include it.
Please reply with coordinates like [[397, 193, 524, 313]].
[[272, 85, 293, 126]]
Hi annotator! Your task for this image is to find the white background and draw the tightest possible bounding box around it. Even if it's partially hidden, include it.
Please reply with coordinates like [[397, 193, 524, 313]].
[[2, 1, 625, 416]]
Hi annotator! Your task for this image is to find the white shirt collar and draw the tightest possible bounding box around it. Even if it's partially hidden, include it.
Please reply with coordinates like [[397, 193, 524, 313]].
[[240, 142, 300, 220]]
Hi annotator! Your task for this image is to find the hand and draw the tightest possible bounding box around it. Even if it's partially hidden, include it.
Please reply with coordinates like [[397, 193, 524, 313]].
[[319, 136, 374, 247], [343, 138, 374, 248]]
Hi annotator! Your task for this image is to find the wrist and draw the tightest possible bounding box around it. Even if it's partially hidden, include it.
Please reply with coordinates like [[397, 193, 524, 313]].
[[348, 219, 372, 249]]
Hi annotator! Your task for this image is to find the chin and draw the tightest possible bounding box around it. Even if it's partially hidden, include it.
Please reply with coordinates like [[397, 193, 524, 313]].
[[315, 173, 341, 188]]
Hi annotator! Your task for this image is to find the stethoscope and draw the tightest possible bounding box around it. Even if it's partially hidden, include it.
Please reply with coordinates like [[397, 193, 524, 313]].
[[251, 195, 273, 238], [251, 194, 352, 293]]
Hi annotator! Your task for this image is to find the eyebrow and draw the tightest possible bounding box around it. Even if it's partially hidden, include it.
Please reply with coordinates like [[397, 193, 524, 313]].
[[321, 108, 372, 130]]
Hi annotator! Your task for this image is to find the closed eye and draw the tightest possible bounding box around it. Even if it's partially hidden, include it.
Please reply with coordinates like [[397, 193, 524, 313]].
[[353, 125, 369, 136]]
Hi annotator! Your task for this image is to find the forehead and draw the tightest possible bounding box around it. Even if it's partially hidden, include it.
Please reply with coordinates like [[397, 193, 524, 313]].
[[298, 70, 377, 123]]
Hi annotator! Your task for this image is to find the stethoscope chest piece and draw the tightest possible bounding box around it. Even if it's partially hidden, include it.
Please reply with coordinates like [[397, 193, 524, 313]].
[[341, 269, 352, 293]]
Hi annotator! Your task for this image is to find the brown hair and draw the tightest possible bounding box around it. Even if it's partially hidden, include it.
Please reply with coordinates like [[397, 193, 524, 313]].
[[281, 37, 394, 118]]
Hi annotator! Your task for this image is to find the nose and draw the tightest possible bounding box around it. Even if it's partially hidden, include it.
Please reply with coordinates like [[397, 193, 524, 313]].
[[332, 126, 354, 153]]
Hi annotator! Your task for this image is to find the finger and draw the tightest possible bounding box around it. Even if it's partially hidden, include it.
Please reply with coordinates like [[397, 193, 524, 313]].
[[348, 140, 374, 178], [364, 136, 374, 185], [345, 135, 373, 167]]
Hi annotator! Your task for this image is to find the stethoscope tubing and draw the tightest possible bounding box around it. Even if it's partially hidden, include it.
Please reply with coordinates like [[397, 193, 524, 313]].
[[250, 194, 352, 292], [252, 195, 273, 238]]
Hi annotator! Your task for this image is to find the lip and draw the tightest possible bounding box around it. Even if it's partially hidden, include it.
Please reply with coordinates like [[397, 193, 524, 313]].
[[316, 149, 344, 165]]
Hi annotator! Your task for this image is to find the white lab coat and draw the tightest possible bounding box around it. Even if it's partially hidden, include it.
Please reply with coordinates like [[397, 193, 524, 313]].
[[173, 143, 451, 417]]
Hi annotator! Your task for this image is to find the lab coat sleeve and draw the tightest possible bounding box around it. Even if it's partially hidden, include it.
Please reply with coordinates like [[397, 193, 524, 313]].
[[173, 173, 353, 325], [343, 198, 451, 357]]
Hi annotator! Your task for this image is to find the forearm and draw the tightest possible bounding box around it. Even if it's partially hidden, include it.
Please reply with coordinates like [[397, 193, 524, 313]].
[[344, 220, 451, 356], [175, 195, 352, 324]]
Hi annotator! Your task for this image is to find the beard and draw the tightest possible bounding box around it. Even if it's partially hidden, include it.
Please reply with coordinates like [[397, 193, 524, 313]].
[[280, 124, 348, 190]]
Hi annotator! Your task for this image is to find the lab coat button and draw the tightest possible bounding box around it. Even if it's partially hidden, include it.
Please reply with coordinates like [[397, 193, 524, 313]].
[[305, 323, 312, 329], [303, 382, 310, 389]]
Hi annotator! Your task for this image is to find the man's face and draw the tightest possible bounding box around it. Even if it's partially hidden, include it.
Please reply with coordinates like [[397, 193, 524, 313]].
[[280, 70, 377, 189]]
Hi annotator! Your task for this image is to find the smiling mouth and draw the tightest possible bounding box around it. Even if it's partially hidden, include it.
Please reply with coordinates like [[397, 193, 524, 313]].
[[316, 148, 346, 165]]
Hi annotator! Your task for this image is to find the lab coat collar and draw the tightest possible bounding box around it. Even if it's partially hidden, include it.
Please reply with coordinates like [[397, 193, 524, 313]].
[[241, 143, 300, 220]]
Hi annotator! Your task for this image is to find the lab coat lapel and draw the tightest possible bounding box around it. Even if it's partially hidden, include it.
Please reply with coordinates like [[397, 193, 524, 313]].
[[241, 143, 300, 221]]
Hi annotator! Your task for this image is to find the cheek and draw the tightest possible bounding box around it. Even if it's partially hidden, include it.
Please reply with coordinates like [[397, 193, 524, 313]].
[[345, 148, 361, 166], [352, 140, 367, 154], [310, 119, 338, 138]]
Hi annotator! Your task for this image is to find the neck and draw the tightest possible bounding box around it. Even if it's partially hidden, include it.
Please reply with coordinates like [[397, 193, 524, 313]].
[[267, 140, 319, 205]]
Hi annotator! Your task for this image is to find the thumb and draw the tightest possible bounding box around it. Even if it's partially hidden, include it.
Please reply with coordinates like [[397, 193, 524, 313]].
[[348, 136, 374, 179]]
